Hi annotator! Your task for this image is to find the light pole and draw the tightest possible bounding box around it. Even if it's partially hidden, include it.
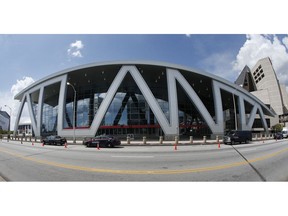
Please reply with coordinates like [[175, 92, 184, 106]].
[[67, 82, 76, 143], [232, 92, 238, 130], [4, 105, 12, 134]]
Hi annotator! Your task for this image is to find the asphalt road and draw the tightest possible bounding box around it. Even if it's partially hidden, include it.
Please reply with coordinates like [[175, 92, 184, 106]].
[[1, 139, 288, 181]]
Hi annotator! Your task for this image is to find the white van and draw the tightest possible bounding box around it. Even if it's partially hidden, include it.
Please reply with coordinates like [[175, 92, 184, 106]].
[[282, 128, 288, 138]]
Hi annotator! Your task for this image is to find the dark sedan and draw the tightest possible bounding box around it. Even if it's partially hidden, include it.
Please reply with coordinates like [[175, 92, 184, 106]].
[[42, 135, 67, 145], [274, 132, 283, 140], [83, 135, 121, 148]]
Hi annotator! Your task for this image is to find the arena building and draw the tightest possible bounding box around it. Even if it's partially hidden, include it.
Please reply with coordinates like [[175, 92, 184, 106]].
[[13, 61, 275, 140]]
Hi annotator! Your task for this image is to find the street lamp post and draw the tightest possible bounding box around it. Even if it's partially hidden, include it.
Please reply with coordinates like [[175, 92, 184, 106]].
[[67, 82, 76, 143], [232, 92, 238, 130]]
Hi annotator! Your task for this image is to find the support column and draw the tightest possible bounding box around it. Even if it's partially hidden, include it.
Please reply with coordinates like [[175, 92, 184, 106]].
[[13, 95, 27, 137], [36, 87, 44, 137], [238, 95, 248, 130]]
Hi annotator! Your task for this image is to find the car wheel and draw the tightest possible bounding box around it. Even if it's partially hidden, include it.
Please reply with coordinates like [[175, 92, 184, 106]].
[[104, 142, 112, 148]]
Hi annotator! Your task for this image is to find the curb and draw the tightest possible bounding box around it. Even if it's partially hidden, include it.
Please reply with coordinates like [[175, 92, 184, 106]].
[[1, 138, 278, 147]]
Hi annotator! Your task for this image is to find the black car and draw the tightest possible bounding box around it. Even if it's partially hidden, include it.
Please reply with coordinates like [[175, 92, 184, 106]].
[[83, 135, 121, 148], [274, 132, 283, 140], [42, 135, 67, 145], [223, 130, 252, 144]]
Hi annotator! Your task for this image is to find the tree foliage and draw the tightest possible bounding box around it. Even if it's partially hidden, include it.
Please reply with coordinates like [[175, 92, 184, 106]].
[[271, 123, 283, 132]]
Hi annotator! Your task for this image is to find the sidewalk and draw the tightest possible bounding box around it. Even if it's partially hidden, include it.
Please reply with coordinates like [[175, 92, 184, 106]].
[[2, 137, 276, 146], [65, 138, 275, 146]]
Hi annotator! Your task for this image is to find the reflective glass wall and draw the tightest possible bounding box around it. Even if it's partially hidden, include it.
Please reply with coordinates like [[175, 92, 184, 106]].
[[41, 82, 60, 136], [62, 64, 214, 138]]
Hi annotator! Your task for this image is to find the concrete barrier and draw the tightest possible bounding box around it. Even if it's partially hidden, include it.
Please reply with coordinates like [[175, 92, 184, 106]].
[[159, 136, 163, 144], [175, 136, 179, 145], [143, 136, 147, 144], [216, 135, 219, 143], [203, 136, 206, 144], [190, 136, 193, 144]]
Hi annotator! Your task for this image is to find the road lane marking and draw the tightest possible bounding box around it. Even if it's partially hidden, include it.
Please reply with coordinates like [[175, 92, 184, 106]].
[[1, 146, 288, 175], [240, 148, 257, 152], [111, 155, 154, 158]]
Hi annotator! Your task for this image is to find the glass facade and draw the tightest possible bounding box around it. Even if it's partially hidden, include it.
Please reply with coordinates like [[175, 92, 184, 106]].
[[61, 65, 214, 138], [42, 82, 60, 136], [30, 90, 40, 121], [63, 65, 169, 138]]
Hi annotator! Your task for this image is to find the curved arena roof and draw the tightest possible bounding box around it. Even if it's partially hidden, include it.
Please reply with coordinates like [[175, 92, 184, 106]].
[[14, 60, 275, 138]]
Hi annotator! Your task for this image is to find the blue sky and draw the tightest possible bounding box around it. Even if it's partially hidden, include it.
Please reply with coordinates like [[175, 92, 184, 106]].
[[0, 34, 247, 92], [1, 34, 288, 91]]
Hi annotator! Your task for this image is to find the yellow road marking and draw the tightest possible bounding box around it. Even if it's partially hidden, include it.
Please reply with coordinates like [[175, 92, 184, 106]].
[[1, 146, 288, 175]]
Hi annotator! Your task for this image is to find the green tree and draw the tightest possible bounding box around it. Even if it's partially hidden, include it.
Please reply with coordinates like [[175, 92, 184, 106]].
[[271, 123, 283, 132]]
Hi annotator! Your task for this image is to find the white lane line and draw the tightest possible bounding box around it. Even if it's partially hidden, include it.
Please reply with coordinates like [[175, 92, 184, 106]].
[[111, 155, 154, 158], [239, 148, 257, 152]]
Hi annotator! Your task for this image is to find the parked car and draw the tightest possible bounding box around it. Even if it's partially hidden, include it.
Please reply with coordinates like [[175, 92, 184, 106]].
[[82, 137, 93, 146], [83, 135, 121, 148], [274, 132, 283, 140], [282, 130, 288, 138], [42, 135, 67, 145], [223, 130, 252, 144]]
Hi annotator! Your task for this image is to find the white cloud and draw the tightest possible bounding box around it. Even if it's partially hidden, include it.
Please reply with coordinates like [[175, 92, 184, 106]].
[[71, 40, 84, 49], [200, 51, 235, 81], [67, 40, 84, 58], [1, 76, 35, 130], [11, 76, 35, 97], [232, 34, 288, 86], [71, 50, 82, 58]]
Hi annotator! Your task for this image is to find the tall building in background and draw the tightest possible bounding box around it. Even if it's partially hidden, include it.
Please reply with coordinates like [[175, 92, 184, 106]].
[[236, 57, 288, 128], [17, 123, 33, 137], [0, 110, 10, 131]]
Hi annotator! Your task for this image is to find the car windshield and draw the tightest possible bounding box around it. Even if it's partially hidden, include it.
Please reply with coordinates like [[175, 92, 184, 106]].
[[225, 131, 236, 136], [95, 135, 112, 139]]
